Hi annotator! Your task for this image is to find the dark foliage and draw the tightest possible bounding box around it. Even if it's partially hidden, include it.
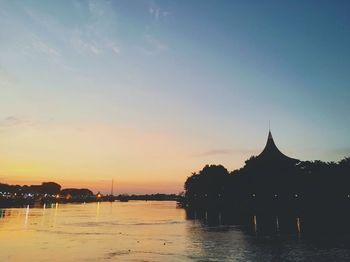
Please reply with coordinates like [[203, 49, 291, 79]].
[[0, 182, 61, 195], [184, 155, 350, 212], [60, 188, 93, 197]]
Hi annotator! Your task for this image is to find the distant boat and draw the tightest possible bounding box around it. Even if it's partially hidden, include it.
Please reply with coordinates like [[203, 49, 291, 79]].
[[108, 179, 115, 202]]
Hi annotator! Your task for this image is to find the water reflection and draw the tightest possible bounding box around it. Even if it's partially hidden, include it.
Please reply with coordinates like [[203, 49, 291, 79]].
[[185, 207, 350, 239], [0, 208, 5, 219], [296, 217, 301, 235], [96, 201, 100, 221], [185, 207, 350, 261], [253, 215, 257, 236], [24, 205, 29, 225]]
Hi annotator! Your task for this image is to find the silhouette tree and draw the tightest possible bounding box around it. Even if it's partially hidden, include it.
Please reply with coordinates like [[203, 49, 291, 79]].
[[183, 132, 350, 217]]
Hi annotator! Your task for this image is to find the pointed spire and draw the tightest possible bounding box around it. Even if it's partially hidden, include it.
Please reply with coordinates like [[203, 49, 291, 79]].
[[268, 130, 273, 140], [257, 130, 299, 164]]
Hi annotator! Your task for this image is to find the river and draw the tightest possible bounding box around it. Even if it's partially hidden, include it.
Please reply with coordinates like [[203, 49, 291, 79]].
[[1, 201, 350, 261]]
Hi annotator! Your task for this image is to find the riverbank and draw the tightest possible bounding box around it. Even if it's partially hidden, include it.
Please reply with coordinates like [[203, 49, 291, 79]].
[[0, 193, 183, 208]]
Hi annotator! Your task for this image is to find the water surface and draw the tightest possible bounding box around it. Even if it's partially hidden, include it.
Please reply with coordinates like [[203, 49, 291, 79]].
[[0, 201, 349, 261]]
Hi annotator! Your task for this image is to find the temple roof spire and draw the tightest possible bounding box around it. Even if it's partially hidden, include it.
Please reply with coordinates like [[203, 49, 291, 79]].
[[268, 130, 273, 140], [257, 130, 299, 164]]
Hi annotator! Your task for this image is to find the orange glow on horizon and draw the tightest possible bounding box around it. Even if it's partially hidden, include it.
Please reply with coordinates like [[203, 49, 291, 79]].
[[0, 121, 251, 194]]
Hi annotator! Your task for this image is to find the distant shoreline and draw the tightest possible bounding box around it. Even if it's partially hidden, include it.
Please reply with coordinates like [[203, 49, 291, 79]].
[[0, 191, 183, 208], [0, 198, 181, 209]]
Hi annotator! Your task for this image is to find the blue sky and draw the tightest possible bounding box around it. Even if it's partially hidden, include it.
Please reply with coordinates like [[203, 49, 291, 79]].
[[0, 0, 350, 193]]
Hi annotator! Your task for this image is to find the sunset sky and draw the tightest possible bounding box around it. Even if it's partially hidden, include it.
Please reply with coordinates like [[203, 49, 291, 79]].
[[1, 0, 350, 194]]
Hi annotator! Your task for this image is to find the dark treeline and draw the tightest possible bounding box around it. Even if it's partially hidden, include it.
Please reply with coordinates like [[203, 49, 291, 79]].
[[183, 132, 350, 231], [60, 188, 94, 198], [0, 181, 182, 207], [0, 182, 94, 207], [115, 193, 181, 201], [183, 155, 350, 234], [0, 182, 93, 197], [184, 158, 350, 208], [0, 182, 62, 196]]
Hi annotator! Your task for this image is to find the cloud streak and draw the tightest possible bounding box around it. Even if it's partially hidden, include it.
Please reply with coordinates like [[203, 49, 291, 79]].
[[0, 116, 36, 129], [137, 34, 168, 55], [194, 148, 254, 157], [148, 3, 170, 21], [22, 1, 121, 57], [30, 36, 61, 57]]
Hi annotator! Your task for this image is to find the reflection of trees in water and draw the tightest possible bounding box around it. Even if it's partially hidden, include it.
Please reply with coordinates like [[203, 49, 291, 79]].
[[185, 206, 350, 240], [0, 209, 6, 219], [185, 208, 299, 235], [185, 206, 350, 260], [185, 208, 249, 261], [184, 208, 310, 261], [0, 209, 15, 220]]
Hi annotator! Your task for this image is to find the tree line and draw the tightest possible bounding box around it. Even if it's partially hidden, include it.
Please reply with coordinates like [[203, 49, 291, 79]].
[[184, 157, 350, 210]]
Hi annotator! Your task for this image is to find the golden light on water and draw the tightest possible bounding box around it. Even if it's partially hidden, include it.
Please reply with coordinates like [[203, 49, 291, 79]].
[[0, 202, 189, 261], [296, 217, 301, 234], [253, 215, 257, 235], [276, 216, 280, 232], [24, 205, 29, 226]]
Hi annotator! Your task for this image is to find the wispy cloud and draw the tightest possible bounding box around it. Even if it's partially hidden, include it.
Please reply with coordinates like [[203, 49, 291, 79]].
[[138, 33, 168, 55], [21, 9, 61, 59], [0, 116, 35, 128], [111, 45, 120, 55], [30, 36, 61, 57], [71, 1, 122, 56], [149, 7, 160, 21], [148, 3, 170, 21], [194, 148, 253, 157], [21, 1, 121, 57], [88, 0, 106, 18], [69, 29, 121, 56], [145, 34, 168, 51], [20, 33, 77, 71], [69, 29, 101, 55]]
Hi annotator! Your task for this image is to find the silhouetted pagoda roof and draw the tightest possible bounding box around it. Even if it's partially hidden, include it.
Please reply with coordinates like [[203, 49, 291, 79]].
[[256, 131, 299, 164]]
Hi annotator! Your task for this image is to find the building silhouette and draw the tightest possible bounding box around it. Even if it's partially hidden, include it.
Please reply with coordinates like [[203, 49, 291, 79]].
[[255, 130, 299, 164]]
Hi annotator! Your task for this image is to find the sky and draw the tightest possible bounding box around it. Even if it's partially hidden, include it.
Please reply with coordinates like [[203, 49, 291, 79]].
[[1, 0, 350, 194]]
